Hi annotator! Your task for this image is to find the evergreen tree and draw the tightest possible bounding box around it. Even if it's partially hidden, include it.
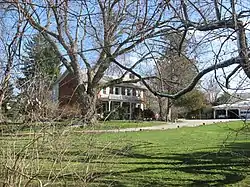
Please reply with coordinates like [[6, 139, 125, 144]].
[[19, 34, 60, 87], [18, 34, 60, 119]]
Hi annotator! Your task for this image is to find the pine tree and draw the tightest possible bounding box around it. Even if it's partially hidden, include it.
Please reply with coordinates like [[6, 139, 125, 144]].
[[18, 34, 60, 118], [19, 34, 60, 87]]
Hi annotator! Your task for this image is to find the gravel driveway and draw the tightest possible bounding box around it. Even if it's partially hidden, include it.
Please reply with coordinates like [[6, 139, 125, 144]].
[[82, 119, 241, 133]]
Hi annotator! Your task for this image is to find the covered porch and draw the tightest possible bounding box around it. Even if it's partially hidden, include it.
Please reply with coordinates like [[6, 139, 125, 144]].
[[213, 108, 239, 119], [98, 101, 143, 120], [212, 100, 250, 119]]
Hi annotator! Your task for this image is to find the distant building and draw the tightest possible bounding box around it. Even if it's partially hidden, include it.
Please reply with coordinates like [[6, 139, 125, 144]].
[[52, 70, 147, 119], [213, 93, 250, 119]]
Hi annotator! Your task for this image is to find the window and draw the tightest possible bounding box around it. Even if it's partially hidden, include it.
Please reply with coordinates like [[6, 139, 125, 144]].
[[103, 87, 107, 94], [129, 74, 135, 79], [137, 90, 141, 97], [122, 87, 125, 95], [133, 88, 136, 96], [127, 88, 131, 96], [110, 86, 113, 94], [115, 87, 119, 95]]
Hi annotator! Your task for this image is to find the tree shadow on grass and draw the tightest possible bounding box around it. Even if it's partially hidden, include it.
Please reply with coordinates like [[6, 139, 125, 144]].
[[90, 141, 250, 186]]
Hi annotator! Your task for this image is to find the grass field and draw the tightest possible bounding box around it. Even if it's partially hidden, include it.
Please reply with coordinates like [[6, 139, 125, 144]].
[[0, 121, 250, 186], [85, 120, 167, 130], [0, 120, 167, 133]]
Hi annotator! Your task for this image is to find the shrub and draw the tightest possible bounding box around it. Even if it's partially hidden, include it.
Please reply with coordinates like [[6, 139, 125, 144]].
[[118, 107, 127, 120], [58, 104, 81, 119], [133, 107, 143, 120], [143, 109, 155, 120], [103, 107, 127, 120]]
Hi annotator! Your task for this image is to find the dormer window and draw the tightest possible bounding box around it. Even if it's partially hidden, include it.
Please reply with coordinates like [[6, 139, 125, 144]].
[[129, 74, 135, 79]]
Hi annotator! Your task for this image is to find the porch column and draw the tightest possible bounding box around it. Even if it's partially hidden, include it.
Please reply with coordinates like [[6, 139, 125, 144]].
[[213, 109, 216, 119], [108, 101, 111, 111], [129, 102, 132, 119], [120, 102, 123, 107], [140, 103, 144, 110], [225, 109, 228, 118]]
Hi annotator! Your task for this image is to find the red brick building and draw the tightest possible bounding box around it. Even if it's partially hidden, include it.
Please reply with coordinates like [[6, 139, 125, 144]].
[[52, 70, 146, 119]]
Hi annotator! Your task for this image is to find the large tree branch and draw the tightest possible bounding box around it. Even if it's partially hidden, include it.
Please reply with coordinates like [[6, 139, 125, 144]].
[[99, 76, 158, 89], [237, 22, 250, 78], [225, 64, 241, 89], [99, 50, 162, 88], [18, 1, 81, 74], [213, 0, 221, 20], [186, 19, 234, 31], [17, 2, 59, 39], [187, 0, 207, 23], [110, 54, 241, 99], [41, 33, 73, 73], [155, 57, 241, 99]]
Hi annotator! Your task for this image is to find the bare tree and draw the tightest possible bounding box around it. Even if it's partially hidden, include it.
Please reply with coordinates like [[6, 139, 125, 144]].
[[151, 31, 197, 121], [3, 0, 250, 124], [0, 4, 27, 120], [3, 0, 174, 123], [202, 77, 221, 105]]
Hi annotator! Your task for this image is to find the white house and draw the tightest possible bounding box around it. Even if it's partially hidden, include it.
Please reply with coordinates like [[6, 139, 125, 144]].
[[52, 70, 147, 119]]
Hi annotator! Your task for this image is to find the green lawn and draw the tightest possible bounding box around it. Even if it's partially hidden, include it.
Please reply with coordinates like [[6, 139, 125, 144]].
[[0, 120, 166, 133], [0, 121, 250, 186], [84, 120, 167, 130]]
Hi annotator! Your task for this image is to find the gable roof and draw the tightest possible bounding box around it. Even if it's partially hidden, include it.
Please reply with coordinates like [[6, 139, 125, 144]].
[[53, 69, 147, 90], [213, 99, 250, 109]]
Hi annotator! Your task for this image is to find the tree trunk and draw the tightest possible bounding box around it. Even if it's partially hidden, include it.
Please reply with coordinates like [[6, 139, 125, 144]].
[[166, 98, 172, 122], [237, 23, 250, 78], [0, 91, 4, 122], [81, 94, 98, 125], [158, 97, 164, 121], [77, 85, 98, 125]]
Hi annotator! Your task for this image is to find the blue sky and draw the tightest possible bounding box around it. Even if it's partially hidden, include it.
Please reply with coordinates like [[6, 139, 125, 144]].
[[3, 0, 250, 95]]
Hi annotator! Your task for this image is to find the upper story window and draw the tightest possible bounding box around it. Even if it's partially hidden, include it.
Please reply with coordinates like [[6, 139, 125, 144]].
[[115, 87, 120, 95], [103, 87, 107, 94], [110, 86, 113, 94], [137, 90, 141, 97], [121, 87, 125, 95], [127, 88, 131, 96], [133, 88, 136, 96]]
